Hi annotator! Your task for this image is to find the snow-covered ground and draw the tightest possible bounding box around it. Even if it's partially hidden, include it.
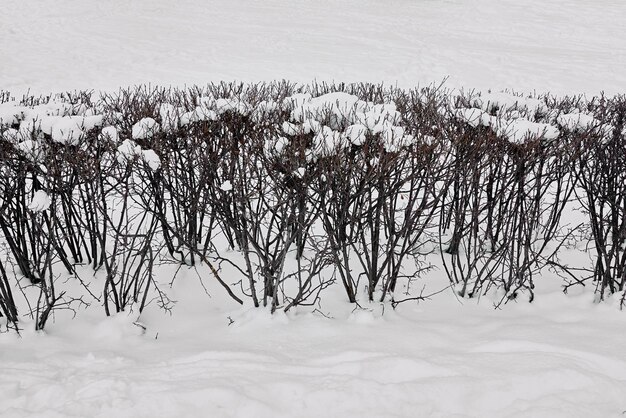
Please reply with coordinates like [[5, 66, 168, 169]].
[[3, 274, 626, 418], [2, 1, 626, 417], [2, 0, 626, 96]]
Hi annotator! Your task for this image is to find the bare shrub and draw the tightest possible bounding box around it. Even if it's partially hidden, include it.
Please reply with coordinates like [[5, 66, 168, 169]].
[[572, 95, 626, 300]]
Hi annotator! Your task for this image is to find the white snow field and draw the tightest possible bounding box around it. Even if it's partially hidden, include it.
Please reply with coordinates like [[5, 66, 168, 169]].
[[1, 0, 626, 96], [2, 275, 626, 418], [2, 1, 626, 417]]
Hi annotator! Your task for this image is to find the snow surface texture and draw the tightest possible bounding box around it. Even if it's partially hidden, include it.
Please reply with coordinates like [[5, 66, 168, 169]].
[[1, 0, 626, 97], [2, 279, 626, 418]]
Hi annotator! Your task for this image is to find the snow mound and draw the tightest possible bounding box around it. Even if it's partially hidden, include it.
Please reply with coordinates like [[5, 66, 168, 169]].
[[28, 190, 51, 212], [132, 117, 160, 140], [283, 93, 312, 110], [382, 124, 415, 152], [91, 310, 145, 341], [8, 111, 103, 145], [0, 105, 21, 126], [215, 98, 250, 115], [280, 93, 412, 153], [99, 126, 119, 142], [180, 106, 218, 126], [273, 136, 289, 154], [454, 95, 563, 144], [49, 115, 103, 145], [282, 121, 300, 136], [302, 118, 323, 134], [556, 112, 599, 130], [142, 149, 161, 171], [344, 124, 368, 146], [0, 102, 77, 131], [21, 102, 74, 122], [254, 100, 278, 114], [117, 139, 142, 163], [498, 119, 560, 144], [220, 180, 233, 191], [312, 126, 345, 156]]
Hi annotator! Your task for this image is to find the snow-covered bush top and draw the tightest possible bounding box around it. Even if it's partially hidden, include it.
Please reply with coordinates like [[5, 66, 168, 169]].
[[116, 138, 161, 171], [278, 92, 414, 154], [132, 117, 160, 140], [0, 100, 104, 151], [1, 85, 620, 168], [453, 91, 612, 144]]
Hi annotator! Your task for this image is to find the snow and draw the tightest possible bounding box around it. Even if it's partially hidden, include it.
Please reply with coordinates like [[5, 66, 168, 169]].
[[454, 96, 562, 143], [27, 190, 51, 212], [131, 117, 160, 140], [557, 112, 600, 131], [476, 92, 546, 114], [282, 121, 300, 136], [279, 92, 414, 153], [158, 103, 180, 132], [382, 124, 411, 152], [313, 126, 344, 156], [2, 127, 20, 143], [344, 124, 368, 146], [499, 119, 560, 144], [117, 139, 142, 163], [141, 149, 161, 171], [255, 100, 278, 114], [0, 102, 104, 145], [2, 0, 625, 97], [2, 1, 626, 417], [0, 105, 21, 126], [220, 180, 233, 191], [99, 126, 119, 142], [215, 98, 250, 115], [1, 279, 625, 418], [455, 107, 495, 128], [283, 93, 312, 110], [273, 136, 289, 153], [180, 106, 218, 126], [16, 103, 73, 124], [291, 92, 363, 123], [302, 119, 322, 134], [49, 115, 103, 145]]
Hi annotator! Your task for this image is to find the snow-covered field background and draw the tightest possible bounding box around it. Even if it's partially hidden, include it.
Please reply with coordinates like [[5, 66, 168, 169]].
[[2, 0, 626, 96], [2, 1, 626, 417]]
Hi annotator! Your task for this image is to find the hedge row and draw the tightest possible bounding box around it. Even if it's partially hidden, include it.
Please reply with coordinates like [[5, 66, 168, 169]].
[[0, 82, 624, 331]]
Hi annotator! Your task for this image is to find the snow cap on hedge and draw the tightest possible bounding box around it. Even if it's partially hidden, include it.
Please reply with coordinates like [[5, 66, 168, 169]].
[[132, 117, 160, 140]]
